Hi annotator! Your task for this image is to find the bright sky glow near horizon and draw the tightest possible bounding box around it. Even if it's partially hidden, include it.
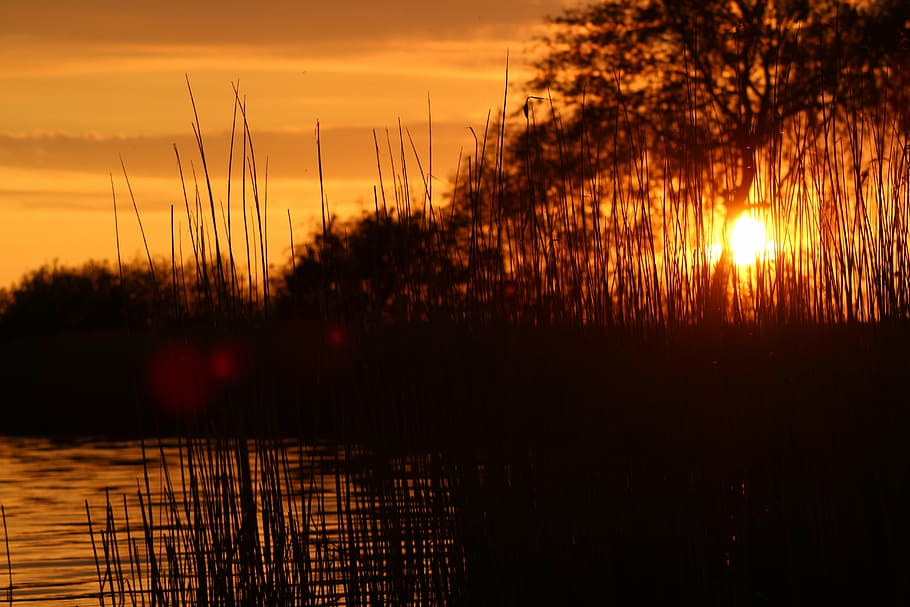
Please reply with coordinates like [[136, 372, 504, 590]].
[[0, 0, 572, 289]]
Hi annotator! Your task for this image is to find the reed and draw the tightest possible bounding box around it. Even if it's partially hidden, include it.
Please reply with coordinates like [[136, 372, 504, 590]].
[[3, 53, 910, 607], [270, 69, 910, 332], [7, 70, 908, 336], [86, 436, 464, 607], [1, 507, 10, 607]]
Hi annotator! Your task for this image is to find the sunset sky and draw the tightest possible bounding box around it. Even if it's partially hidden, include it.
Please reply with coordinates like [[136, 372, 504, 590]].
[[1, 0, 570, 288]]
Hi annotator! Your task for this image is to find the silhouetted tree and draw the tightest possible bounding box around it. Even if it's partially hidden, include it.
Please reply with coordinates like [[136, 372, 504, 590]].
[[529, 0, 910, 218], [0, 261, 165, 338], [279, 212, 467, 323]]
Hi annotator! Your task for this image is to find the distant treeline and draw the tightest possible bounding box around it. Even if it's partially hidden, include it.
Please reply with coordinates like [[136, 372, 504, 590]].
[[0, 209, 463, 338]]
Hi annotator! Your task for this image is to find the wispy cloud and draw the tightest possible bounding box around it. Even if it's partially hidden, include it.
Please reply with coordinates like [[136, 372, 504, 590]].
[[0, 44, 530, 137], [0, 39, 530, 80], [4, 1, 569, 49], [0, 123, 475, 179]]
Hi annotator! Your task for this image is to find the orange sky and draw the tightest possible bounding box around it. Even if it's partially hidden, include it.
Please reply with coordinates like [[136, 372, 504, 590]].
[[0, 0, 571, 288]]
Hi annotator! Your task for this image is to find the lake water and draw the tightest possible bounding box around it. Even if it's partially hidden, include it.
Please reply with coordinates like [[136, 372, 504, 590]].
[[0, 437, 195, 605], [2, 430, 900, 605], [0, 436, 461, 607], [0, 438, 128, 604]]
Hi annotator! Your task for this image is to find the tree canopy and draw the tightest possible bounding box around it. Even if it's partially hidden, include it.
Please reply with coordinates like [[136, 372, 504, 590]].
[[530, 0, 910, 217]]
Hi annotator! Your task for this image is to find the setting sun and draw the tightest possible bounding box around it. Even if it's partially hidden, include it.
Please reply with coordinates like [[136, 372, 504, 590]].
[[730, 213, 774, 266]]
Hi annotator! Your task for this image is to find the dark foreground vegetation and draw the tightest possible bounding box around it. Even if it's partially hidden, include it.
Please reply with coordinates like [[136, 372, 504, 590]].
[[2, 0, 910, 604]]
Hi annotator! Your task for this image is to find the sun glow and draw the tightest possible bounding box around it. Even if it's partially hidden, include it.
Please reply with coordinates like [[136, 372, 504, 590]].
[[730, 213, 775, 266]]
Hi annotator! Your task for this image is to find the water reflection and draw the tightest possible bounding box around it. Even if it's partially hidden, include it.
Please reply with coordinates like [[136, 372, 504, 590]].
[[0, 437, 461, 606], [0, 437, 166, 603]]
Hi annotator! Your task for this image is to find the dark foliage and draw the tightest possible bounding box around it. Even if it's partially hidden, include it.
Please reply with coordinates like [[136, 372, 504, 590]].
[[278, 212, 468, 324], [527, 0, 910, 215], [0, 262, 163, 339]]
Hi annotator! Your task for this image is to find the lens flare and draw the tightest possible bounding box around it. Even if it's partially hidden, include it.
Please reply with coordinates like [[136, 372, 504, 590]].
[[148, 342, 211, 415], [209, 342, 245, 383]]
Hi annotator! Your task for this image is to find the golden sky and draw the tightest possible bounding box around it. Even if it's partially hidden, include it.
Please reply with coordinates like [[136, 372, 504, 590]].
[[1, 0, 571, 288]]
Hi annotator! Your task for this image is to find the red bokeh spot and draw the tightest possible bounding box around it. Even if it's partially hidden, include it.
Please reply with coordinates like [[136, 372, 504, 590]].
[[327, 326, 345, 347], [209, 342, 245, 383], [504, 281, 518, 299], [148, 342, 212, 415]]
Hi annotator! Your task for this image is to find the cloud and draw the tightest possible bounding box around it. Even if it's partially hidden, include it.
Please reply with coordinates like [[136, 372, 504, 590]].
[[0, 0, 571, 287], [0, 122, 476, 180], [0, 40, 531, 137], [5, 1, 569, 49], [1, 38, 529, 79]]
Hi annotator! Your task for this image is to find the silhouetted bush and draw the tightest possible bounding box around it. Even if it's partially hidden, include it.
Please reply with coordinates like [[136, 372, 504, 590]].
[[277, 212, 468, 324], [0, 261, 164, 339]]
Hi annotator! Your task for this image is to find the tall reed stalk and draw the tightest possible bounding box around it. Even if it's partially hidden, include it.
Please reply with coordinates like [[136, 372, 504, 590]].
[[86, 438, 463, 607]]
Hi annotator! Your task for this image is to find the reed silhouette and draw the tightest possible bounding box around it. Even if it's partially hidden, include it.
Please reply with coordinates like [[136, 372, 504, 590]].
[[1, 1, 909, 603]]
